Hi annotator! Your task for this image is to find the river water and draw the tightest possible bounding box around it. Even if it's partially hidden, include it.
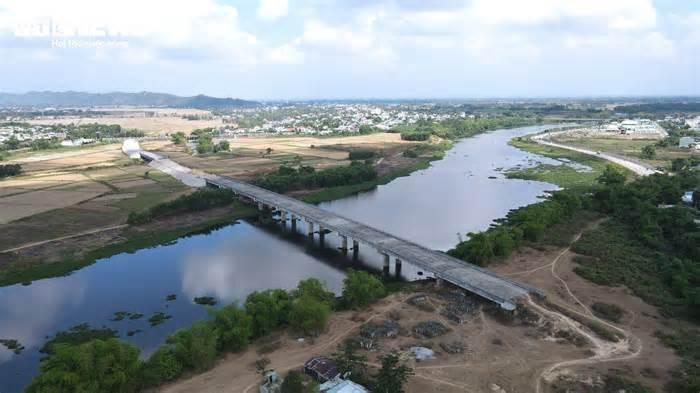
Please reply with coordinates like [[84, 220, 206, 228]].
[[0, 125, 563, 392]]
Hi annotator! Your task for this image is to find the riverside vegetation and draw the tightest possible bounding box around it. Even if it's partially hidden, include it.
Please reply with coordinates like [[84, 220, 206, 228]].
[[25, 270, 389, 392], [450, 156, 700, 392]]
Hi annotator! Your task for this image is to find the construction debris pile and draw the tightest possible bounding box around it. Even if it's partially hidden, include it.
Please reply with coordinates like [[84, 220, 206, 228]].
[[438, 290, 481, 324], [413, 320, 449, 338], [358, 320, 401, 350]]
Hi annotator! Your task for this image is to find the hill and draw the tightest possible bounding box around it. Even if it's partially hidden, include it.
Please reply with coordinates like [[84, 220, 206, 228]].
[[0, 91, 259, 109]]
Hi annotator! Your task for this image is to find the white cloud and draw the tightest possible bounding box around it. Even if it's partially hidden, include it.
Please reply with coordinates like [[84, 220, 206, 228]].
[[266, 43, 304, 64], [257, 0, 289, 21]]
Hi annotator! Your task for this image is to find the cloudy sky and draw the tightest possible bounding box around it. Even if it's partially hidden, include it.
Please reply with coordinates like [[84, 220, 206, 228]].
[[0, 0, 698, 99]]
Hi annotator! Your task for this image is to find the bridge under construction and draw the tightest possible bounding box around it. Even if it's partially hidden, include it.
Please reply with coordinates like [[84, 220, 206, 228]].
[[138, 149, 543, 310]]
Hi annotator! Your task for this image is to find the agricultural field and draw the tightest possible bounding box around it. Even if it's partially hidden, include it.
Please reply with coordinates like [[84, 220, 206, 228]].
[[26, 108, 223, 135]]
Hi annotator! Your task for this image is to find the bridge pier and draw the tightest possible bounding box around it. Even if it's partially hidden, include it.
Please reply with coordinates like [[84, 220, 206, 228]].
[[290, 214, 297, 232], [352, 240, 359, 261], [280, 211, 287, 229], [257, 202, 264, 211], [382, 253, 390, 275], [435, 277, 443, 289], [395, 258, 402, 276], [340, 235, 348, 255], [306, 221, 314, 237]]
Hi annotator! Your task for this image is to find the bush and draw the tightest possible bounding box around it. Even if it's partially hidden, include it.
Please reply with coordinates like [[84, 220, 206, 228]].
[[348, 149, 375, 160], [400, 132, 430, 141], [342, 269, 386, 308], [591, 302, 624, 323], [293, 278, 335, 305], [171, 131, 186, 145], [210, 304, 253, 351], [167, 321, 219, 371], [27, 339, 140, 393], [289, 296, 331, 335], [127, 188, 235, 224], [140, 347, 183, 387], [0, 163, 21, 178], [281, 370, 318, 393]]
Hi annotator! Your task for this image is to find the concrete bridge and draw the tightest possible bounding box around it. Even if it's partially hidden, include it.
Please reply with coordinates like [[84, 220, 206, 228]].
[[135, 146, 542, 310]]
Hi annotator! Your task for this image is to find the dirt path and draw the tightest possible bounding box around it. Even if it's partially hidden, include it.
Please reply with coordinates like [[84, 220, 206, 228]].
[[0, 224, 127, 253], [531, 131, 657, 176], [520, 220, 643, 393]]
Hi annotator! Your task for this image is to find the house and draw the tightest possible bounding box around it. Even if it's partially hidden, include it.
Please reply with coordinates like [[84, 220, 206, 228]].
[[319, 377, 369, 393], [304, 356, 340, 383], [679, 137, 696, 149]]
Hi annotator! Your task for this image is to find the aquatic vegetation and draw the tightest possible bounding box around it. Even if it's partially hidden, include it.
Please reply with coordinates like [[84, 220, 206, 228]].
[[149, 312, 172, 327], [0, 338, 25, 355], [40, 323, 118, 354], [194, 296, 218, 306]]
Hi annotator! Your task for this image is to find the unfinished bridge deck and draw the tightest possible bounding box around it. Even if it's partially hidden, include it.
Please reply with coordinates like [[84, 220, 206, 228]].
[[205, 174, 541, 309]]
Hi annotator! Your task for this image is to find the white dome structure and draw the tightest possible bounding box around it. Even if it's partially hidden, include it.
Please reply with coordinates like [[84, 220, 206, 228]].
[[122, 139, 142, 159]]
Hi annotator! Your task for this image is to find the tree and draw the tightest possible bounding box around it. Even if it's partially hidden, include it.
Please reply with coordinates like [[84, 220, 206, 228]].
[[245, 289, 293, 337], [140, 347, 183, 387], [196, 135, 214, 154], [281, 370, 318, 393], [373, 353, 413, 393], [293, 278, 335, 304], [597, 165, 626, 186], [289, 296, 331, 335], [26, 339, 140, 393], [209, 304, 253, 351], [166, 321, 218, 371], [333, 339, 370, 385], [341, 269, 386, 308], [3, 136, 20, 150], [171, 132, 186, 145], [218, 140, 230, 151], [640, 145, 656, 159]]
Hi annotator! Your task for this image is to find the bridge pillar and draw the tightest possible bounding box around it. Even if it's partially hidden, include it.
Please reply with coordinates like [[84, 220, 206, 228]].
[[435, 277, 443, 289], [395, 258, 402, 276], [280, 211, 287, 229], [352, 240, 359, 261], [290, 215, 297, 231], [307, 221, 314, 237], [340, 235, 348, 255], [382, 253, 390, 275], [257, 202, 264, 211]]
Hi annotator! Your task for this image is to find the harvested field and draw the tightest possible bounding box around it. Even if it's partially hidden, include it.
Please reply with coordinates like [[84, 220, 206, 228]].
[[0, 187, 108, 224]]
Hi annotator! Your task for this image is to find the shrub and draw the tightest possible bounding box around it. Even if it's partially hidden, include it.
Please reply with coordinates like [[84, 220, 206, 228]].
[[167, 321, 219, 371], [591, 302, 624, 323], [289, 296, 331, 335], [210, 304, 253, 351], [140, 347, 183, 387], [127, 188, 234, 224], [281, 370, 318, 393], [293, 278, 335, 305], [348, 149, 375, 160], [0, 163, 22, 178], [342, 269, 386, 308], [245, 289, 293, 337]]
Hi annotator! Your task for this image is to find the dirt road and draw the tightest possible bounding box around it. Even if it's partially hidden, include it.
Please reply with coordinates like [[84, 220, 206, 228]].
[[531, 131, 658, 176]]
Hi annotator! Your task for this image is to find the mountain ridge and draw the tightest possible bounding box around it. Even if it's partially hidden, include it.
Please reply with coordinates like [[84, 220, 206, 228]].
[[0, 91, 259, 109]]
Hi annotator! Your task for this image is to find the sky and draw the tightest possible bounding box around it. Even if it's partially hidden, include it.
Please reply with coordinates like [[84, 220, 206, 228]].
[[0, 0, 698, 99]]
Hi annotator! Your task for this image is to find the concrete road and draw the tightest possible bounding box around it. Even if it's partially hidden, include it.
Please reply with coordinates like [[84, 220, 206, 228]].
[[531, 131, 659, 177]]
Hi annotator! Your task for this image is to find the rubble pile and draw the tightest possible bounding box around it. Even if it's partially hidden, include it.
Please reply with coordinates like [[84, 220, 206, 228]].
[[358, 320, 401, 350], [438, 290, 480, 324], [413, 320, 449, 338], [439, 341, 466, 354]]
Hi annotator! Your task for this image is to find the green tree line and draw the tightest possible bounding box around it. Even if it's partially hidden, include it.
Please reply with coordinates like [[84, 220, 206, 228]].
[[127, 188, 236, 224], [257, 161, 378, 193], [27, 270, 386, 392]]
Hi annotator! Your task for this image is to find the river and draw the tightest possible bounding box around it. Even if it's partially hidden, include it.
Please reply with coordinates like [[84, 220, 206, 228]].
[[0, 125, 565, 392]]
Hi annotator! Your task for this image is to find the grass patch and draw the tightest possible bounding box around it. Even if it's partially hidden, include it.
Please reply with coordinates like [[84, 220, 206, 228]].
[[655, 328, 700, 393], [166, 294, 177, 301], [591, 302, 624, 323], [543, 300, 623, 342], [507, 136, 632, 190], [0, 205, 257, 287], [571, 220, 683, 316]]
